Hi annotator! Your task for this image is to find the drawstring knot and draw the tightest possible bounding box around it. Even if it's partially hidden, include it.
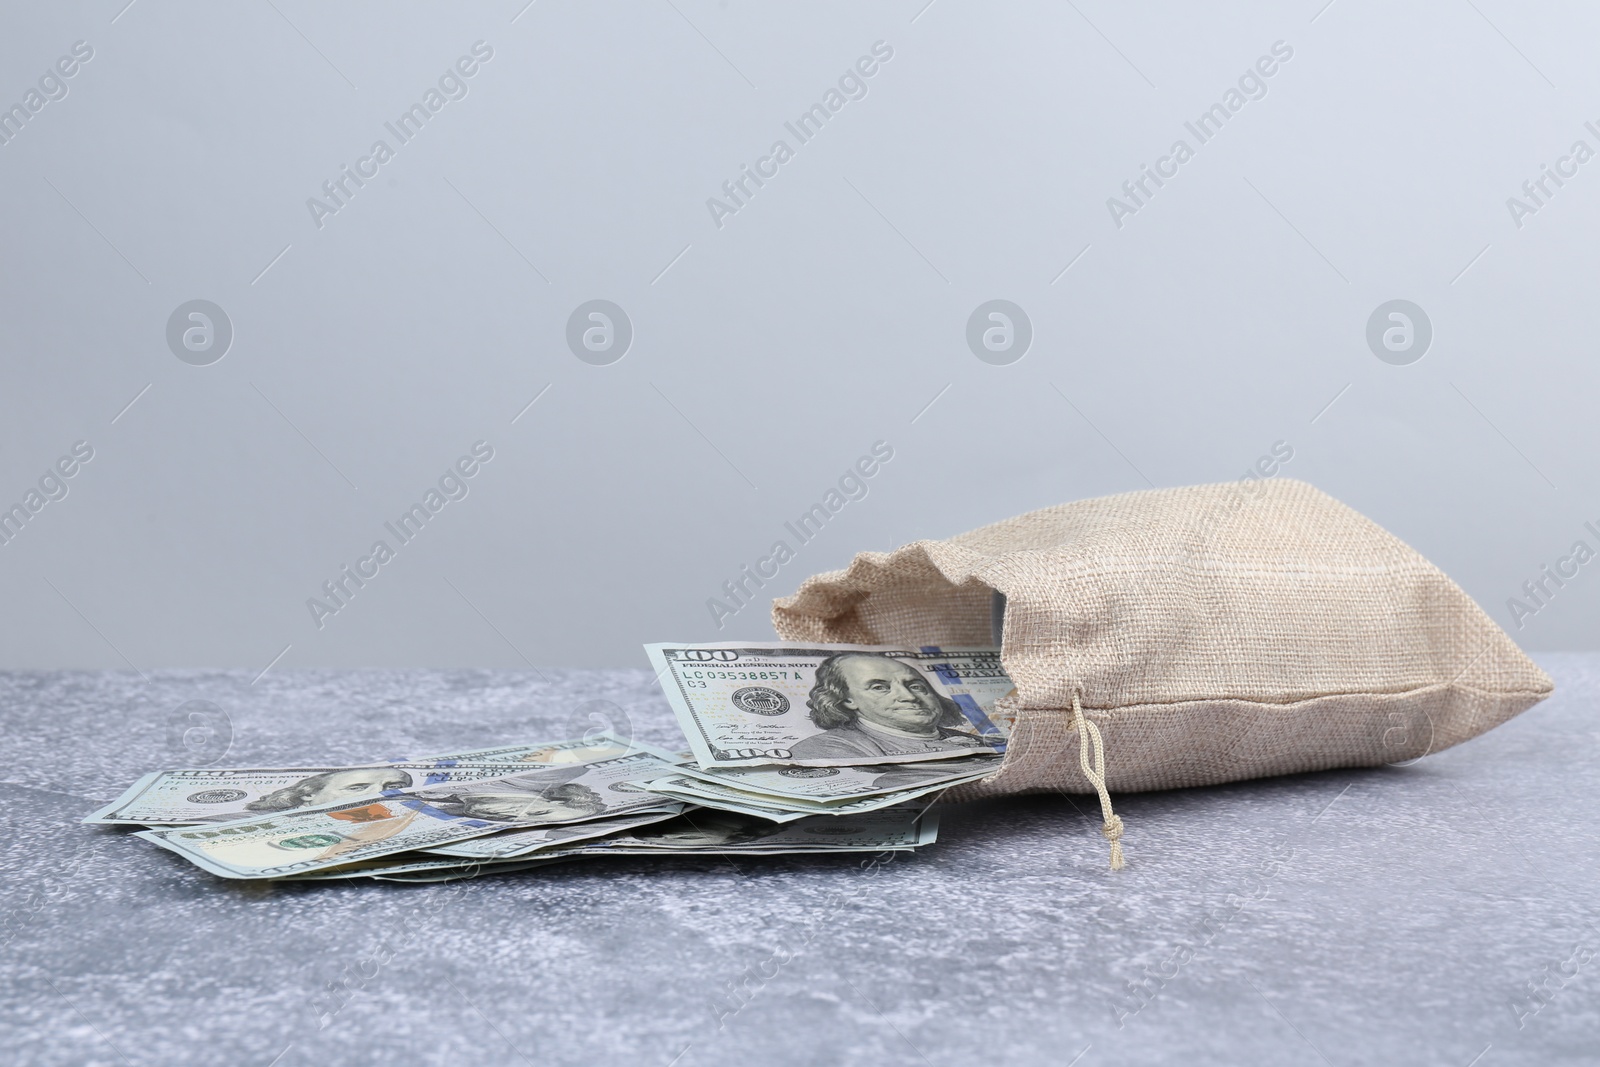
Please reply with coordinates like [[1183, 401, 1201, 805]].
[[1073, 691, 1125, 871]]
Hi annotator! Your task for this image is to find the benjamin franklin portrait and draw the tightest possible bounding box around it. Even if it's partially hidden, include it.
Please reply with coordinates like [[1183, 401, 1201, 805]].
[[420, 782, 607, 824], [245, 768, 416, 814], [787, 652, 999, 761]]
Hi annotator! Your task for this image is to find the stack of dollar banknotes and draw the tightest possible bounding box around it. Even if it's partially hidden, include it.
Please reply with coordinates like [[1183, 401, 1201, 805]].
[[86, 644, 1014, 883]]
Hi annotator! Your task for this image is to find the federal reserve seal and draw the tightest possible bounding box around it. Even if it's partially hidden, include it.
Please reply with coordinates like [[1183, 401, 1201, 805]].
[[186, 788, 248, 804], [730, 687, 789, 716], [779, 767, 839, 779]]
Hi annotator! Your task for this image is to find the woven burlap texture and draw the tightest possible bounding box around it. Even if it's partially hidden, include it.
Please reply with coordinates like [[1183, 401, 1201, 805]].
[[771, 479, 1552, 798]]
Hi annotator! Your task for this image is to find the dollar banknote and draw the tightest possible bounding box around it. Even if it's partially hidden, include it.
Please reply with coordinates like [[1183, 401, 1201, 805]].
[[83, 763, 532, 826], [135, 744, 687, 879], [412, 735, 637, 765], [360, 802, 940, 880], [88, 736, 645, 826], [279, 854, 512, 881], [420, 806, 685, 860], [642, 770, 983, 821], [565, 802, 938, 854], [284, 802, 937, 882], [646, 643, 1012, 769], [671, 750, 1001, 803], [640, 777, 815, 823], [366, 857, 570, 883]]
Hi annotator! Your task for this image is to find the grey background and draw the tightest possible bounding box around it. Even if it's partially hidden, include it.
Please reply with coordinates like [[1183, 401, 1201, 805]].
[[3, 0, 1597, 672]]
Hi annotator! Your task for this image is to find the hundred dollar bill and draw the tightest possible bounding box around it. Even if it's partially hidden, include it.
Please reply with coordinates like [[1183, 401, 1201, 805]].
[[84, 763, 531, 826], [279, 854, 511, 881], [420, 806, 685, 860], [89, 736, 648, 826], [412, 735, 637, 765], [284, 847, 592, 880], [371, 858, 573, 883], [564, 802, 938, 855], [640, 777, 812, 823], [646, 642, 1012, 769], [643, 772, 981, 821], [673, 750, 1001, 804], [294, 808, 687, 876], [135, 744, 687, 879], [364, 806, 938, 882]]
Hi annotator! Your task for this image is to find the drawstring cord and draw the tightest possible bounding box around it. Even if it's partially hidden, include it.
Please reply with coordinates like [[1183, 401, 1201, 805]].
[[1072, 691, 1124, 870]]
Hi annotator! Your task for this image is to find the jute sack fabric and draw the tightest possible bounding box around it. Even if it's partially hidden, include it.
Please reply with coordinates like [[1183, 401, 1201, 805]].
[[771, 479, 1553, 808]]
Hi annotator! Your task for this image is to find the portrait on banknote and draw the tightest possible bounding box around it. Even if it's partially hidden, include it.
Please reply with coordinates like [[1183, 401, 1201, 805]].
[[245, 767, 417, 813], [419, 782, 608, 823], [786, 652, 1001, 761]]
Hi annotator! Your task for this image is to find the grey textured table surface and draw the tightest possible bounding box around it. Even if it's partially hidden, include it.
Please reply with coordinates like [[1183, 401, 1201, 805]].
[[3, 656, 1597, 1067]]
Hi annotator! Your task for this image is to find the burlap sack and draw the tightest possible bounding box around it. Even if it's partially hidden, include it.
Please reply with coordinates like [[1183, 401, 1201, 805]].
[[771, 479, 1552, 809]]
